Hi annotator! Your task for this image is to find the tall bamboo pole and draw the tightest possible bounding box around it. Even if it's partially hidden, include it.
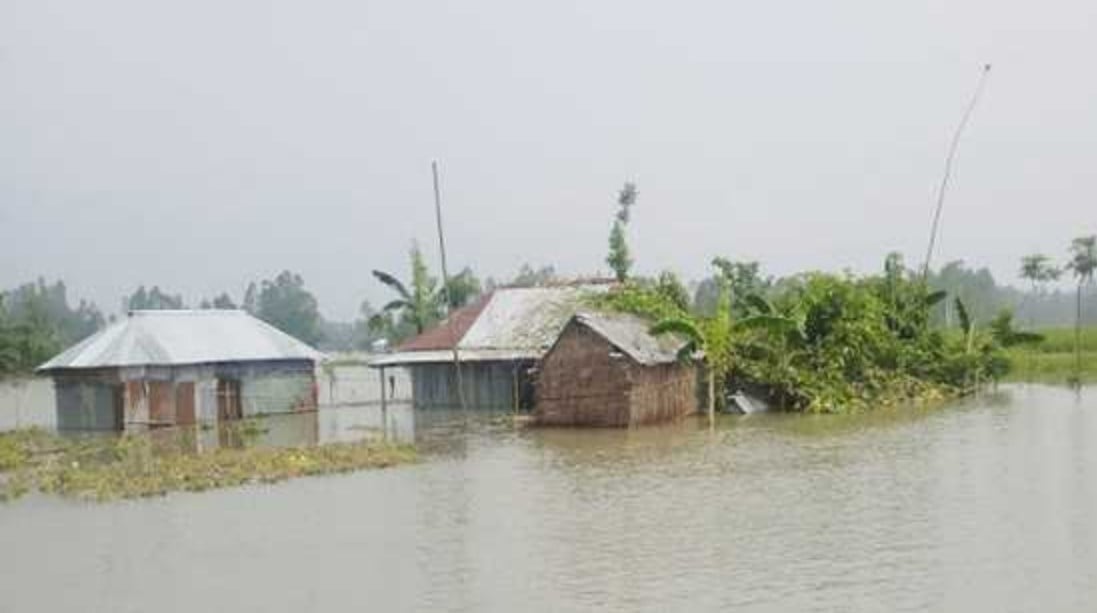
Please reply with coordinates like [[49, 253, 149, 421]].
[[922, 64, 992, 280], [432, 161, 466, 408]]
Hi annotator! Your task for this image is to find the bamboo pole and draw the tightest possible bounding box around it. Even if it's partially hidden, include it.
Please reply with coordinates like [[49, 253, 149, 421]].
[[922, 64, 992, 280], [1077, 282, 1083, 383], [432, 161, 466, 409]]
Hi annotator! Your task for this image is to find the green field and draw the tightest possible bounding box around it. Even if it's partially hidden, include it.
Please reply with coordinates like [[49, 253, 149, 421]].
[[1005, 326, 1097, 383]]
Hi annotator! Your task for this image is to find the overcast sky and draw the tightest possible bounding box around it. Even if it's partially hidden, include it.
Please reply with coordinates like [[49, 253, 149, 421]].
[[2, 1, 1095, 320]]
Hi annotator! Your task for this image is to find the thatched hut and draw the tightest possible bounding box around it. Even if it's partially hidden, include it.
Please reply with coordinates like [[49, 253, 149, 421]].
[[535, 311, 697, 427]]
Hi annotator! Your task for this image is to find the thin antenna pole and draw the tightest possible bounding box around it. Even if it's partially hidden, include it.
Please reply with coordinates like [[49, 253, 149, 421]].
[[432, 161, 466, 408], [922, 64, 992, 280]]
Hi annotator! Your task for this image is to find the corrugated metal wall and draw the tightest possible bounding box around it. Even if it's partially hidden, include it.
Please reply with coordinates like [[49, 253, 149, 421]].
[[51, 360, 317, 431], [55, 380, 121, 431], [409, 361, 533, 410]]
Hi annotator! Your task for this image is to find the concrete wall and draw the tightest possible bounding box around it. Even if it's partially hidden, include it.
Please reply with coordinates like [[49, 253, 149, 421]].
[[240, 369, 315, 416], [535, 321, 696, 427], [317, 364, 411, 406]]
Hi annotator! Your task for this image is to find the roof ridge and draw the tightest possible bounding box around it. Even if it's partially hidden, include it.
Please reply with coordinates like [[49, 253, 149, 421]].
[[128, 309, 245, 316]]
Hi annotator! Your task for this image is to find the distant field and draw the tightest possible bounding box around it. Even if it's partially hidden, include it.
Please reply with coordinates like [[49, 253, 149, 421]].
[[1005, 326, 1097, 383]]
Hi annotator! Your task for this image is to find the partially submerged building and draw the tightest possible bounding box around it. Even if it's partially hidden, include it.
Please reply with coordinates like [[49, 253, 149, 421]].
[[369, 285, 605, 410], [37, 310, 323, 431], [535, 311, 697, 427]]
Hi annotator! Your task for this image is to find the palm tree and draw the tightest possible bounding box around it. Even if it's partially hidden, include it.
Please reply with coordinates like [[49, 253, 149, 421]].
[[1066, 236, 1097, 381], [1019, 253, 1060, 327], [371, 244, 443, 336]]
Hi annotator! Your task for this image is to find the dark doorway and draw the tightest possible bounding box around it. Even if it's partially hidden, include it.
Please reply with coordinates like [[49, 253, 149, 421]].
[[112, 384, 125, 430]]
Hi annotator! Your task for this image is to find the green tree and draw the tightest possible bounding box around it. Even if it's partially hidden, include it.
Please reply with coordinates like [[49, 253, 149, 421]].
[[212, 293, 237, 309], [1067, 236, 1097, 381], [3, 279, 103, 346], [927, 260, 999, 327], [709, 258, 773, 316], [252, 271, 323, 346], [372, 243, 444, 337], [445, 267, 482, 310], [649, 263, 755, 424], [0, 291, 62, 375], [653, 271, 691, 313], [506, 264, 557, 288], [606, 182, 638, 282], [651, 281, 731, 425], [242, 282, 258, 314], [126, 285, 184, 310], [198, 293, 238, 310], [1019, 253, 1061, 326]]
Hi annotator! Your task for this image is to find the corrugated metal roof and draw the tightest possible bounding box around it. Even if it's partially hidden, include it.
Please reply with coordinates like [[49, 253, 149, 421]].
[[396, 293, 491, 352], [370, 285, 607, 367], [460, 286, 599, 350], [572, 311, 687, 365], [37, 310, 324, 371]]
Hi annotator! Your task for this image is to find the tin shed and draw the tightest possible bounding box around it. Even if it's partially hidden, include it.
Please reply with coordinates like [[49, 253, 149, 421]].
[[37, 310, 323, 431], [370, 284, 608, 410]]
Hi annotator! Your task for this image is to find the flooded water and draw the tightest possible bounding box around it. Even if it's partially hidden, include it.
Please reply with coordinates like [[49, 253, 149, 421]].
[[2, 384, 1096, 612]]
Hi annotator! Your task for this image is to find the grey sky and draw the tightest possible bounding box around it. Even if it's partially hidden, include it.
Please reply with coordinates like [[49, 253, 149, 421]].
[[2, 0, 1094, 320]]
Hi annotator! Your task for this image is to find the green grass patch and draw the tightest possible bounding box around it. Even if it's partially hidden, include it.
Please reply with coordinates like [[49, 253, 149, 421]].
[[1003, 326, 1097, 383], [1004, 349, 1097, 383], [1016, 326, 1097, 354], [0, 427, 416, 502]]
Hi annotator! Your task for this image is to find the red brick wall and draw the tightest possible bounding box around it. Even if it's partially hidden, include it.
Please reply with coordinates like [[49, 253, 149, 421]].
[[535, 321, 697, 426]]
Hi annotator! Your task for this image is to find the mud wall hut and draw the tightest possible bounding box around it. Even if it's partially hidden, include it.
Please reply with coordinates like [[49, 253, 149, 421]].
[[535, 312, 697, 427], [37, 310, 323, 431]]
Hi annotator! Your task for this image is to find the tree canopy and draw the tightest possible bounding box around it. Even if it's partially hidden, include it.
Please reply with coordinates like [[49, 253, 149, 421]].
[[126, 285, 184, 311], [606, 182, 637, 282], [249, 271, 324, 346]]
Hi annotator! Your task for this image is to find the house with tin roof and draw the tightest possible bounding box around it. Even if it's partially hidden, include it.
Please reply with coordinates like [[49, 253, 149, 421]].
[[370, 284, 607, 410], [37, 310, 323, 431]]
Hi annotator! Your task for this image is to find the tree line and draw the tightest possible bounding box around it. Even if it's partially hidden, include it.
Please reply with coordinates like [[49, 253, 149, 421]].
[[0, 260, 566, 376], [2, 181, 1093, 381]]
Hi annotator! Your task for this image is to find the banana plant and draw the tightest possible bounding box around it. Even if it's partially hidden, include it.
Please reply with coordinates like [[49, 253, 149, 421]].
[[650, 278, 734, 425], [370, 244, 444, 335], [650, 284, 806, 421]]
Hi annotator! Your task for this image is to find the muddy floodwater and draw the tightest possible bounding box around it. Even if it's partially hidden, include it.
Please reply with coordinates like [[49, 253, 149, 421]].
[[2, 381, 1096, 612]]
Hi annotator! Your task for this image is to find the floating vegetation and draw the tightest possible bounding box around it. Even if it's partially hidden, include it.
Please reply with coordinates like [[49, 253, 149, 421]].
[[0, 427, 416, 502]]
